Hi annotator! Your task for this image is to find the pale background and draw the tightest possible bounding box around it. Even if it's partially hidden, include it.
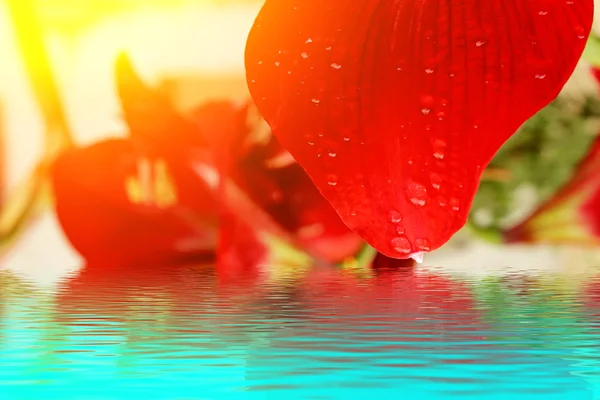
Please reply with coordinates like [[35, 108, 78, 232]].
[[1, 0, 600, 286]]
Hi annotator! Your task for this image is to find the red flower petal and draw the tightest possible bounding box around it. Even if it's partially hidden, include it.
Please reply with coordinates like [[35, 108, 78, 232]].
[[216, 212, 267, 283], [190, 101, 364, 262], [51, 139, 218, 267], [115, 53, 205, 156], [246, 0, 593, 258], [117, 54, 364, 263]]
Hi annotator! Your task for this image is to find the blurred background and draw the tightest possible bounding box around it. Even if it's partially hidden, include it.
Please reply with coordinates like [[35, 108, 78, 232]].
[[2, 0, 600, 286]]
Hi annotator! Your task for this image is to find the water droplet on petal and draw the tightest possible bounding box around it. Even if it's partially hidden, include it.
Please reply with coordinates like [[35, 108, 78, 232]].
[[389, 210, 403, 223], [391, 237, 411, 254], [301, 52, 309, 59], [429, 173, 442, 190], [415, 238, 431, 251], [331, 63, 342, 69], [396, 225, 405, 234], [406, 182, 428, 207], [327, 174, 338, 186], [450, 197, 460, 211]]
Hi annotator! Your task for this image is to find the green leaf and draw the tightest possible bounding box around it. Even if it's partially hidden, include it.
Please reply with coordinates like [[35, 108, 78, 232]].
[[470, 95, 600, 236]]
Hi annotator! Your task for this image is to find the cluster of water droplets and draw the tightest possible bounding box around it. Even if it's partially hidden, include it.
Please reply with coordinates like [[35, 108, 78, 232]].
[[387, 87, 467, 260], [388, 202, 432, 263]]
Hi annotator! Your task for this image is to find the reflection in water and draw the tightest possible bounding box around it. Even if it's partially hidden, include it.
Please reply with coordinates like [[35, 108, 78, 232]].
[[1, 264, 600, 399]]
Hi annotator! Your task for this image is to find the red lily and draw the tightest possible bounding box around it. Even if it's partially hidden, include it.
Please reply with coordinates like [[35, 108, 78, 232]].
[[504, 135, 600, 245], [245, 0, 593, 259], [51, 139, 222, 268], [51, 55, 363, 273]]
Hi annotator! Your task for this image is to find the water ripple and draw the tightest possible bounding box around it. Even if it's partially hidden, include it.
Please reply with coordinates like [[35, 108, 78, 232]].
[[0, 265, 599, 399]]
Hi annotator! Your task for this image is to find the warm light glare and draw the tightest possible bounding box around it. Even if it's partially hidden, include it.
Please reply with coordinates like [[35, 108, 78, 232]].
[[0, 0, 261, 275]]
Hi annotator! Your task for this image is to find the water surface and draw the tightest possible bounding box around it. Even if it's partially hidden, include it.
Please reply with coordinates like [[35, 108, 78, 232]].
[[1, 263, 600, 399]]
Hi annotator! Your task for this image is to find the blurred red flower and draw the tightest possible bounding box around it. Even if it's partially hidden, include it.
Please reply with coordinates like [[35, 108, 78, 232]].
[[245, 0, 593, 259], [504, 135, 600, 245], [51, 55, 363, 276]]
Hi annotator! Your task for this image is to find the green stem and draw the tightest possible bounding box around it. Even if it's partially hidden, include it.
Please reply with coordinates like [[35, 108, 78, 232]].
[[335, 243, 378, 275], [352, 243, 378, 269]]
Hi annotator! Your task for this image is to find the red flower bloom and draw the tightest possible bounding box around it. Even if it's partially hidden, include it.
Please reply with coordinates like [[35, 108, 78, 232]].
[[245, 0, 593, 259], [51, 55, 363, 273], [504, 135, 600, 245], [51, 139, 222, 267]]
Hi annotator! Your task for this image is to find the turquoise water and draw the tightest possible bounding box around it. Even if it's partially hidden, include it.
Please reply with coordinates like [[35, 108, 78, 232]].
[[1, 264, 600, 399]]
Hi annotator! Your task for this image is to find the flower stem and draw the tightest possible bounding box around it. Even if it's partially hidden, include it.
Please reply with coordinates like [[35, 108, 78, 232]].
[[338, 243, 377, 275]]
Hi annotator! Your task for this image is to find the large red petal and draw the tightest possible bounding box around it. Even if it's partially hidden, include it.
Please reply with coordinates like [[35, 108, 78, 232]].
[[246, 0, 593, 258]]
